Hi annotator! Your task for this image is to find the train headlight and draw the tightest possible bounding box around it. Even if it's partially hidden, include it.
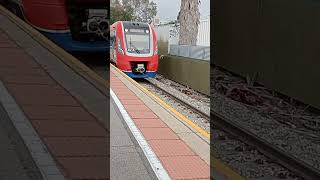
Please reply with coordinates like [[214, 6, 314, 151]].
[[87, 19, 99, 32], [99, 20, 109, 33]]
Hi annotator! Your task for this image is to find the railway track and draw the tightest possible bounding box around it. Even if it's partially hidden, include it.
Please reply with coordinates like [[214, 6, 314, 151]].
[[212, 65, 320, 179], [145, 78, 210, 121], [212, 111, 320, 180], [140, 76, 308, 179]]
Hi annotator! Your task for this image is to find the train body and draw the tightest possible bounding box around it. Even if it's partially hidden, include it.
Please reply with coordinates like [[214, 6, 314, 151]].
[[110, 21, 158, 78], [2, 0, 109, 53]]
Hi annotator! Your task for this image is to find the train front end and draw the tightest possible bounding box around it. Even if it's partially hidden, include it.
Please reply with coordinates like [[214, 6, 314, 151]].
[[18, 0, 109, 53], [115, 21, 158, 78]]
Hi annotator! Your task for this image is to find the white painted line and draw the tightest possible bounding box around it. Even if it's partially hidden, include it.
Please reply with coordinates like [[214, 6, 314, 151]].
[[0, 81, 66, 180], [110, 88, 171, 180]]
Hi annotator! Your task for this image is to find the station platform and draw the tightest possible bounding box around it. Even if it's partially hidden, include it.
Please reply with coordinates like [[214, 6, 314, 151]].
[[110, 65, 212, 179]]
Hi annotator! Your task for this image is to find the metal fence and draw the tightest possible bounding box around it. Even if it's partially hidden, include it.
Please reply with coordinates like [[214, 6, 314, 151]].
[[154, 16, 210, 61], [197, 18, 210, 46], [169, 44, 210, 61], [154, 16, 210, 46], [154, 24, 174, 42]]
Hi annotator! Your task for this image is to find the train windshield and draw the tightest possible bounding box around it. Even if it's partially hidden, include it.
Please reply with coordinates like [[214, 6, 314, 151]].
[[124, 29, 150, 54]]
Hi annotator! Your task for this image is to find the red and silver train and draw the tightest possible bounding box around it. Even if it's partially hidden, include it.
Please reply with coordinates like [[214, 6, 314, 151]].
[[110, 21, 158, 78], [1, 0, 109, 53]]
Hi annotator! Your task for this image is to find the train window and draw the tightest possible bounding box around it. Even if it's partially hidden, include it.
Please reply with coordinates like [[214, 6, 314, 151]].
[[124, 32, 150, 54]]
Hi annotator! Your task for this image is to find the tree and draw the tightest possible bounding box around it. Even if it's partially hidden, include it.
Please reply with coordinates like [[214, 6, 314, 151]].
[[134, 1, 157, 23], [114, 0, 157, 24], [178, 0, 200, 45], [110, 0, 135, 24]]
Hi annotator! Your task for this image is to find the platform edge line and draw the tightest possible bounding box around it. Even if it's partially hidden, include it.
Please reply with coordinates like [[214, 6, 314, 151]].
[[0, 80, 67, 180], [110, 88, 171, 180]]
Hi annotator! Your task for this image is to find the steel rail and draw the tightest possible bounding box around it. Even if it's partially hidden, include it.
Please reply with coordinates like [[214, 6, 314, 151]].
[[211, 110, 320, 180], [143, 79, 210, 122]]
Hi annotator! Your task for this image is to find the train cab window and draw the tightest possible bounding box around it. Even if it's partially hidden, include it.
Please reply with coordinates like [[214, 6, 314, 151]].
[[124, 29, 150, 54]]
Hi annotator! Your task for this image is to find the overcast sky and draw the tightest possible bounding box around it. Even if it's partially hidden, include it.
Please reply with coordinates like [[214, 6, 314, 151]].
[[152, 0, 210, 21]]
